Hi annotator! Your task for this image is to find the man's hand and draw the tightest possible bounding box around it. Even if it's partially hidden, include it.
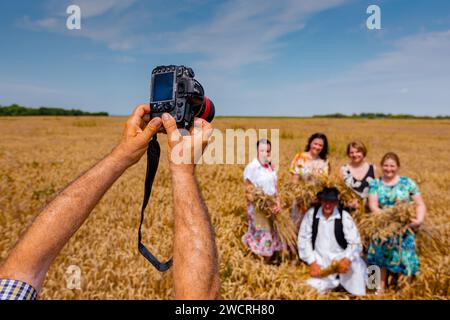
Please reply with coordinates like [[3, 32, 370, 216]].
[[310, 262, 321, 278], [161, 113, 213, 174], [337, 258, 351, 274], [113, 104, 162, 168]]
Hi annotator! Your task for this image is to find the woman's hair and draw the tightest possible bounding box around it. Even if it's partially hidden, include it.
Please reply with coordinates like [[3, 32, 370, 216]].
[[381, 152, 401, 167], [257, 139, 271, 149], [305, 133, 328, 160], [346, 140, 367, 157]]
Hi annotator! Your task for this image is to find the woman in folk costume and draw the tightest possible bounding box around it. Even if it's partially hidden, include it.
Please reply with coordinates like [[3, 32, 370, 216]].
[[367, 152, 426, 294], [242, 139, 284, 259], [289, 133, 331, 229], [340, 140, 378, 211], [290, 133, 330, 182]]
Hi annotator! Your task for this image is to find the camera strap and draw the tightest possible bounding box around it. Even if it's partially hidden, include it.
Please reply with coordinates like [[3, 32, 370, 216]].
[[137, 135, 173, 272]]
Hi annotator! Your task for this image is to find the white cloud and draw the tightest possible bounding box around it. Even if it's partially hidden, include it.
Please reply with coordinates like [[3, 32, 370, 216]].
[[147, 0, 348, 68], [20, 0, 349, 68], [13, 1, 449, 116], [49, 0, 137, 18], [34, 17, 60, 29], [17, 15, 61, 31], [0, 81, 74, 108], [79, 0, 136, 18], [229, 29, 450, 116], [0, 82, 65, 96]]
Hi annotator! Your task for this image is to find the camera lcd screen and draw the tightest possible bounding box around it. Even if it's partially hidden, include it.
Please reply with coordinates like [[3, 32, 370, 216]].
[[152, 72, 174, 102]]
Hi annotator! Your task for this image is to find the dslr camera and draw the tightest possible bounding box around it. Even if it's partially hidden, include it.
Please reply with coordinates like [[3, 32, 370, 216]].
[[150, 65, 215, 129]]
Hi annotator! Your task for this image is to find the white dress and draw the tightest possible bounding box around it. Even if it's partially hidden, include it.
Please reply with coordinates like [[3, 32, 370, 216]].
[[297, 207, 367, 296]]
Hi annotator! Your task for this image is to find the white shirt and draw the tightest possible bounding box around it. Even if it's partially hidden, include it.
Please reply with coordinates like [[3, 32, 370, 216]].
[[298, 207, 362, 265], [298, 207, 367, 296], [243, 158, 277, 196]]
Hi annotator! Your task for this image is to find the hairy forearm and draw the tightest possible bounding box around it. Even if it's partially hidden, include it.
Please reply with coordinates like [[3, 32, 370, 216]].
[[171, 169, 220, 299], [0, 148, 128, 290]]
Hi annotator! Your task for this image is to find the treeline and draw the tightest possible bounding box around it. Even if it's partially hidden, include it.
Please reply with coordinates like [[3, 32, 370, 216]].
[[313, 112, 450, 119], [0, 104, 108, 116]]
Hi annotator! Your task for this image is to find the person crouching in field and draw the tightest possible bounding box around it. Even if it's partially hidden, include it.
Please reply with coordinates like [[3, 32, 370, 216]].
[[298, 187, 367, 296], [340, 141, 378, 212], [367, 152, 426, 294], [289, 133, 331, 229], [242, 139, 284, 261]]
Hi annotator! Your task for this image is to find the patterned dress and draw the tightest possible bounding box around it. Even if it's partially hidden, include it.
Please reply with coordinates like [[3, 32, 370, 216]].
[[289, 152, 330, 180], [242, 158, 284, 257], [367, 176, 421, 276], [341, 164, 375, 208], [289, 152, 330, 227]]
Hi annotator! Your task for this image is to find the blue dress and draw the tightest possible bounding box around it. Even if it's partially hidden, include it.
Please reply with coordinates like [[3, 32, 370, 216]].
[[367, 176, 420, 276]]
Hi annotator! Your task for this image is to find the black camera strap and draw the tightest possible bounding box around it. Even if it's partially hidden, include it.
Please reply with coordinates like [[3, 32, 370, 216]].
[[137, 135, 173, 272]]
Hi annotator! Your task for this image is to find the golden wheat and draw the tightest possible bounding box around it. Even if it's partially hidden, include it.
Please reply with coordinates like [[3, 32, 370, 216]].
[[319, 260, 340, 278], [356, 202, 416, 245], [0, 116, 449, 299], [252, 188, 297, 256]]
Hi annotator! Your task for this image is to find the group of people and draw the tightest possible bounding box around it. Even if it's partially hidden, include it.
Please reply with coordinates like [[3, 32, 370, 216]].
[[242, 133, 427, 296], [0, 107, 426, 300]]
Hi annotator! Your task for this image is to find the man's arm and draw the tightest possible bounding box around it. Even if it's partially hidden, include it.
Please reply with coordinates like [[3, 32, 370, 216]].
[[297, 209, 315, 265], [297, 209, 321, 278], [171, 170, 220, 299], [341, 211, 363, 261], [161, 113, 220, 300], [0, 105, 162, 293], [337, 211, 363, 274]]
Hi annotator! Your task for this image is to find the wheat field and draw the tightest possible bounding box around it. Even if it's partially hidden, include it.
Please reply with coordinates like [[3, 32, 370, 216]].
[[0, 116, 449, 299]]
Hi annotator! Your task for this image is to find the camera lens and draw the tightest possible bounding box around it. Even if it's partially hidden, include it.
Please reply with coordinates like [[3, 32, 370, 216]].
[[195, 96, 215, 123]]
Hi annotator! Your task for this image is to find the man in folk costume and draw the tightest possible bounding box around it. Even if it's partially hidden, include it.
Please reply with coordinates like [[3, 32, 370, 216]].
[[298, 187, 367, 295]]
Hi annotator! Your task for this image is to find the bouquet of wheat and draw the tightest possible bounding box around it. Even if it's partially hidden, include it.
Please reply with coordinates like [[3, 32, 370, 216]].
[[253, 188, 277, 218], [280, 175, 365, 216], [332, 178, 366, 215], [356, 202, 416, 246], [280, 174, 328, 213], [319, 260, 341, 278], [252, 188, 298, 256]]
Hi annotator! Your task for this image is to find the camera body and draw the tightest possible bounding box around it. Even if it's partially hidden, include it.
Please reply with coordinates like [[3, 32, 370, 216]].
[[150, 65, 214, 129]]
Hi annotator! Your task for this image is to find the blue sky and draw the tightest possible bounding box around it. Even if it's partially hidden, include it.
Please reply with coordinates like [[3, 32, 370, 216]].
[[0, 0, 449, 116]]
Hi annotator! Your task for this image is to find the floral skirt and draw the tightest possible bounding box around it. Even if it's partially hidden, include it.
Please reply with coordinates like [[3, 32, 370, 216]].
[[242, 204, 284, 257], [242, 228, 284, 257], [367, 230, 419, 276]]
